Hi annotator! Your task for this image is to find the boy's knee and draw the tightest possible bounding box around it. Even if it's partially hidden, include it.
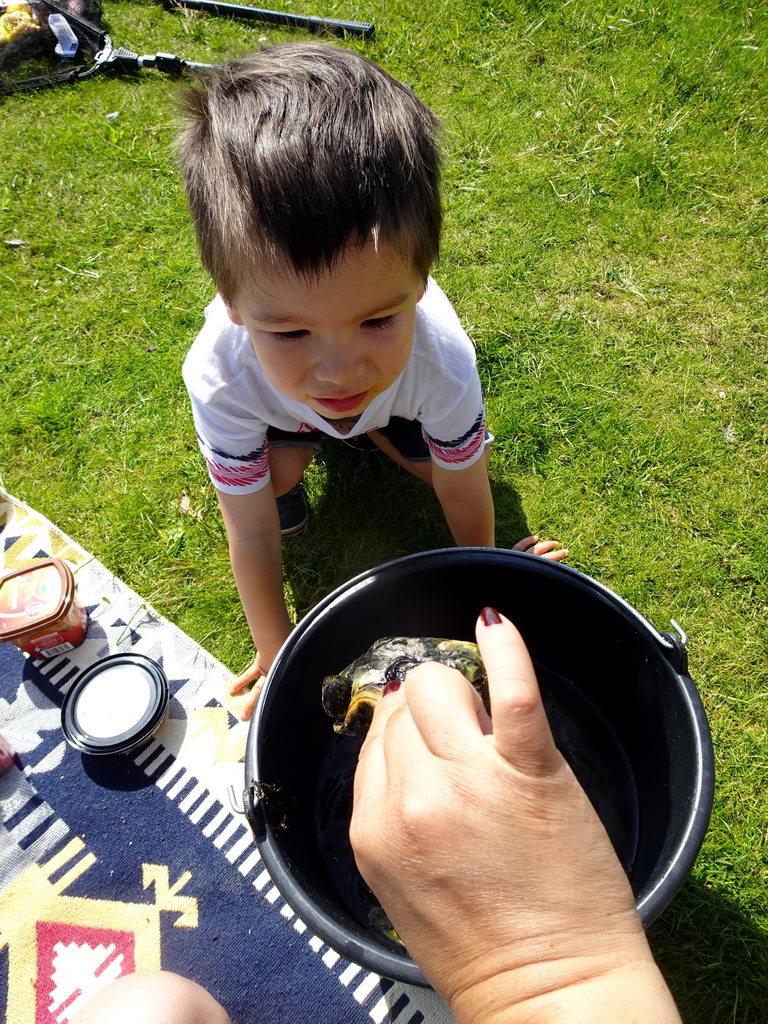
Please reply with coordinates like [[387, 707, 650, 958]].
[[268, 445, 315, 496], [368, 430, 433, 484]]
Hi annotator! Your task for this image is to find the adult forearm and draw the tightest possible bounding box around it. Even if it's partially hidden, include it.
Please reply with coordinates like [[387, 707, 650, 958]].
[[448, 957, 682, 1024]]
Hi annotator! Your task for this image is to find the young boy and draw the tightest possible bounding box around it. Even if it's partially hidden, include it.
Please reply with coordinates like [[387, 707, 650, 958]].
[[177, 43, 567, 721]]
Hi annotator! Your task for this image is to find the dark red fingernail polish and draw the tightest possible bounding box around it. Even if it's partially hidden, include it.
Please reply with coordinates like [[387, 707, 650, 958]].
[[382, 678, 402, 697], [480, 606, 502, 626]]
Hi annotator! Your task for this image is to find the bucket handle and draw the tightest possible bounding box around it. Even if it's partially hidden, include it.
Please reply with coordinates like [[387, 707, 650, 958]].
[[659, 618, 688, 674], [242, 782, 270, 843]]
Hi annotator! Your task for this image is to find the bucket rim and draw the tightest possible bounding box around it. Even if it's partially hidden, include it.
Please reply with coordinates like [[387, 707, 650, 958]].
[[266, 548, 680, 679]]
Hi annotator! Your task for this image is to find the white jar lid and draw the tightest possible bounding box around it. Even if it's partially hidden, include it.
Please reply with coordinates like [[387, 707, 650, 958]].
[[62, 653, 169, 755]]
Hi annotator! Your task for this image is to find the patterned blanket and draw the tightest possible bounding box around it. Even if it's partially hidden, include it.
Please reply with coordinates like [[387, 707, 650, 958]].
[[0, 486, 453, 1024]]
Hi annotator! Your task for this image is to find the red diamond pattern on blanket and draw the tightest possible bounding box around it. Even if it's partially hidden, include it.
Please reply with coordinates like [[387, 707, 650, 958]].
[[36, 922, 135, 1024]]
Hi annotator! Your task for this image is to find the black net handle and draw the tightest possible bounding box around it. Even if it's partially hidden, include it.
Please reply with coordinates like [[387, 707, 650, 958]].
[[161, 0, 374, 38]]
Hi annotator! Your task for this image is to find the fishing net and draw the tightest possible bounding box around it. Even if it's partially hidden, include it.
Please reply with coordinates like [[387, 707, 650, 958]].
[[0, 0, 108, 94], [0, 0, 373, 94]]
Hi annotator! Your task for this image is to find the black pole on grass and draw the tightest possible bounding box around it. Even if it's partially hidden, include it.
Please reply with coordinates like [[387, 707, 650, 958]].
[[161, 0, 375, 39]]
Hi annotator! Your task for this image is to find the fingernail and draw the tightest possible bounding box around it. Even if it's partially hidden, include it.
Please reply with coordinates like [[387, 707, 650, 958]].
[[480, 606, 502, 626], [382, 678, 402, 697]]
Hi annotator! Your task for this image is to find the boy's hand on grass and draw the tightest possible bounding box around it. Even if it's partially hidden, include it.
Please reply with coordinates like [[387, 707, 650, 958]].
[[228, 656, 270, 721], [513, 535, 569, 561]]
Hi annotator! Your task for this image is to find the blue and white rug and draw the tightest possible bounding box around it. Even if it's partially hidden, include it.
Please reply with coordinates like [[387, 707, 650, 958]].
[[0, 485, 453, 1024]]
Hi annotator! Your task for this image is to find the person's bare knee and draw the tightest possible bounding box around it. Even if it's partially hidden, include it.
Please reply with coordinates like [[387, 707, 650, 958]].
[[268, 445, 314, 496], [69, 971, 233, 1024], [367, 431, 433, 484]]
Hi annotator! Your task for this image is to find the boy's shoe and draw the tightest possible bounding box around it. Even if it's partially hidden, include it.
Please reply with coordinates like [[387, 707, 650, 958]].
[[277, 483, 309, 537]]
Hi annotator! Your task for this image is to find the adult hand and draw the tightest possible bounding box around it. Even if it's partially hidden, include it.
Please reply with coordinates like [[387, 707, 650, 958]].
[[228, 656, 269, 721], [512, 535, 569, 561], [350, 609, 680, 1024]]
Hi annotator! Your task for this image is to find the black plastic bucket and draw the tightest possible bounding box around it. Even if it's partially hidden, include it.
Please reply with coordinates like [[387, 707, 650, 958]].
[[244, 548, 714, 986]]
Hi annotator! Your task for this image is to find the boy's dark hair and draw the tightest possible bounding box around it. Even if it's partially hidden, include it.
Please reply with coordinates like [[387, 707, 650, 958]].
[[176, 43, 441, 300]]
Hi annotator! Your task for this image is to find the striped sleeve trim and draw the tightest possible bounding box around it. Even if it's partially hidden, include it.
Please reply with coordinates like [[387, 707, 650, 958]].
[[202, 438, 270, 490], [425, 410, 487, 467]]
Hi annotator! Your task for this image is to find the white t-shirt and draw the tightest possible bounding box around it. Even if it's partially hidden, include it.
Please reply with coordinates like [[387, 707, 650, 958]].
[[183, 279, 487, 494]]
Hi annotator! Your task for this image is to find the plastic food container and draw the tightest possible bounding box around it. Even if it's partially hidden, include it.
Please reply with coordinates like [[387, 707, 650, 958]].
[[0, 557, 89, 658], [61, 654, 170, 755], [0, 734, 14, 773]]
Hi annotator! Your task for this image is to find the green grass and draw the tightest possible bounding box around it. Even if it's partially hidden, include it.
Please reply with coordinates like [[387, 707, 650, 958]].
[[2, 0, 768, 1018]]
